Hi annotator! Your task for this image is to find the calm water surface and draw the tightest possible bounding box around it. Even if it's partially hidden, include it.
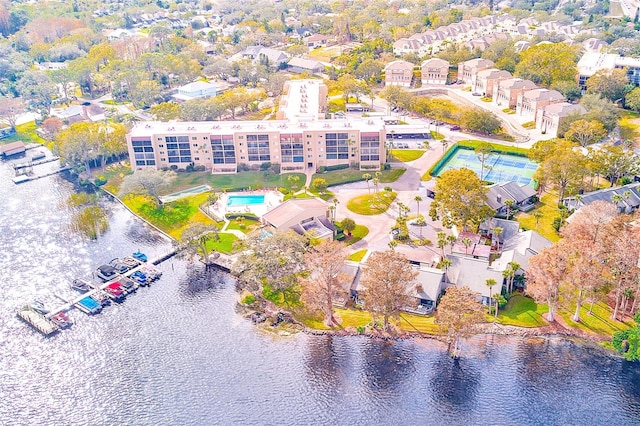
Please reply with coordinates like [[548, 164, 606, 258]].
[[1, 158, 640, 425]]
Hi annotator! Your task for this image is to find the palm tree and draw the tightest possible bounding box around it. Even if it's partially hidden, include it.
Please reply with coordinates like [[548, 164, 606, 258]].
[[504, 199, 515, 219], [440, 258, 452, 283], [441, 139, 448, 152], [486, 278, 497, 315], [437, 231, 447, 257], [533, 211, 543, 231], [461, 237, 473, 255], [492, 226, 503, 252], [372, 177, 380, 195], [362, 173, 372, 194], [502, 261, 520, 294], [388, 240, 398, 251], [414, 195, 423, 217]]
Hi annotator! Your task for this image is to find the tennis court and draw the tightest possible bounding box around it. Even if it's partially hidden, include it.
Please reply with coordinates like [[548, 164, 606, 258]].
[[435, 147, 538, 186]]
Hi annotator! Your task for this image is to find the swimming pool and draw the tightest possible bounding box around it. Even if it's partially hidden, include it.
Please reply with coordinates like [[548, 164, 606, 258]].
[[434, 146, 538, 186], [227, 195, 265, 206]]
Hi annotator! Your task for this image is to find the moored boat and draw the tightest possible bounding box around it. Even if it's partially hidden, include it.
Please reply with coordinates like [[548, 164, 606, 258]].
[[71, 278, 92, 293], [96, 264, 118, 281], [76, 296, 102, 315], [132, 251, 148, 263], [104, 282, 125, 302], [51, 311, 73, 329], [90, 290, 111, 306], [30, 299, 49, 315], [109, 258, 130, 274], [119, 277, 138, 294]]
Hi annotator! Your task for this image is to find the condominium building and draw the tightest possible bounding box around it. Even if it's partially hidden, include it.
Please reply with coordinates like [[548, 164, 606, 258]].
[[420, 58, 450, 85], [577, 51, 640, 90], [384, 60, 414, 87], [515, 89, 565, 122], [126, 80, 386, 174]]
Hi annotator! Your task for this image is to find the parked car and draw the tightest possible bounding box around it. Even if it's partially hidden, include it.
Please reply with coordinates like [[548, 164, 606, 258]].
[[450, 125, 461, 131], [472, 92, 482, 96]]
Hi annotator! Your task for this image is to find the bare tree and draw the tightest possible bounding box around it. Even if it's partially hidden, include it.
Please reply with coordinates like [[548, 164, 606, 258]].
[[118, 169, 176, 207], [360, 250, 417, 331], [436, 286, 486, 358], [300, 240, 347, 327]]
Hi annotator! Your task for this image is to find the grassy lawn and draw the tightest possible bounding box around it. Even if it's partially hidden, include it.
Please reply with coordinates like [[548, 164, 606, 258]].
[[515, 191, 561, 242], [334, 308, 373, 328], [558, 301, 634, 337], [204, 232, 238, 254], [328, 98, 346, 112], [313, 167, 405, 187], [346, 192, 396, 215], [0, 122, 46, 145], [430, 131, 444, 140], [390, 149, 426, 162], [497, 294, 548, 327], [398, 313, 441, 334], [619, 110, 640, 147], [225, 217, 261, 234], [162, 171, 306, 194], [122, 192, 220, 239], [339, 224, 369, 246], [347, 249, 368, 262]]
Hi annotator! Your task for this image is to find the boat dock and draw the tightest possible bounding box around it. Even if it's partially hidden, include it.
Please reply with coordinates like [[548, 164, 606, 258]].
[[12, 166, 71, 184], [20, 250, 176, 336], [13, 156, 60, 170]]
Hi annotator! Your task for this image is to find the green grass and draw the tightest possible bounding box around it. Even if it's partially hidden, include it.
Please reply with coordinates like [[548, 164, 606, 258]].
[[334, 308, 373, 328], [123, 192, 220, 239], [347, 249, 368, 262], [346, 192, 396, 215], [496, 294, 548, 327], [619, 110, 640, 148], [515, 191, 561, 242], [313, 167, 405, 187], [481, 97, 492, 102], [337, 223, 369, 245], [430, 131, 444, 140], [225, 218, 261, 234], [162, 171, 306, 194], [559, 301, 634, 337], [398, 313, 441, 334], [456, 139, 529, 156], [205, 232, 237, 254], [328, 98, 346, 112], [389, 149, 425, 162], [0, 122, 45, 145], [522, 121, 536, 129]]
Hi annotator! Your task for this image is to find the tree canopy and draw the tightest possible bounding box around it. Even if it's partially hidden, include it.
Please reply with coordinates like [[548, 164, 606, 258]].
[[429, 168, 493, 231], [514, 43, 580, 87], [436, 286, 486, 358]]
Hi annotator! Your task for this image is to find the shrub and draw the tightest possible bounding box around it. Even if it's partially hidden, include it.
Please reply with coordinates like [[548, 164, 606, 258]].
[[325, 164, 349, 171], [237, 163, 250, 172], [94, 175, 107, 186], [260, 162, 271, 171], [242, 294, 257, 305], [270, 163, 281, 174], [317, 166, 326, 173], [552, 217, 564, 232], [278, 187, 289, 195]]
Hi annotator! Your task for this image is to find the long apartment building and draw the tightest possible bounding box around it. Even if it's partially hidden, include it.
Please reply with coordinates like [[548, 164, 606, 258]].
[[127, 80, 386, 174]]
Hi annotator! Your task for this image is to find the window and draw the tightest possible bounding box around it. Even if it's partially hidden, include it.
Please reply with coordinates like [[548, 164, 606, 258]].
[[325, 132, 349, 160], [165, 136, 191, 164], [280, 134, 303, 163], [247, 134, 271, 162], [210, 135, 236, 164], [131, 140, 156, 166], [360, 134, 380, 162]]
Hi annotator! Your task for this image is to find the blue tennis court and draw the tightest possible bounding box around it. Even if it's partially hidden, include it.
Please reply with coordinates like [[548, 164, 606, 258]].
[[435, 147, 538, 186]]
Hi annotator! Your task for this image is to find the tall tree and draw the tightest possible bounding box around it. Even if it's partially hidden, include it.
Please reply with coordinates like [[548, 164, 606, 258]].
[[233, 230, 309, 301], [475, 142, 494, 181], [534, 145, 586, 201], [526, 240, 572, 322], [588, 145, 640, 187], [586, 68, 632, 102], [118, 169, 176, 207], [429, 168, 493, 231], [360, 250, 417, 331], [436, 286, 486, 358], [564, 119, 608, 147], [486, 278, 497, 315], [0, 96, 24, 130], [514, 42, 580, 87], [300, 239, 347, 327], [16, 70, 57, 115], [176, 223, 220, 266]]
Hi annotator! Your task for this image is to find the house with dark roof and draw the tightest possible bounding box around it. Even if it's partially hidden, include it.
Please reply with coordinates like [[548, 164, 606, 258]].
[[287, 57, 325, 74], [486, 181, 537, 215], [562, 182, 640, 214]]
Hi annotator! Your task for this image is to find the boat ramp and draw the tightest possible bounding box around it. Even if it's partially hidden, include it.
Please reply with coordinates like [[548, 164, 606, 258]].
[[17, 250, 176, 336]]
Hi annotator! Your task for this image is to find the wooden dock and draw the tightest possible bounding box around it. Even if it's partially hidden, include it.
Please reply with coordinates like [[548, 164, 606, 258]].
[[12, 167, 71, 184], [20, 250, 176, 336], [13, 156, 60, 170]]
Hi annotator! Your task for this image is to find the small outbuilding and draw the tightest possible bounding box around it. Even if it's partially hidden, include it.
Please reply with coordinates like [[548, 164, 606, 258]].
[[0, 141, 26, 158]]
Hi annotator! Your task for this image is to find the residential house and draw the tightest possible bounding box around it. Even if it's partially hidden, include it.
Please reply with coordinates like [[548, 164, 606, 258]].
[[457, 58, 495, 86], [583, 37, 608, 53], [420, 58, 449, 85], [257, 48, 289, 69], [261, 198, 335, 239], [536, 102, 586, 138], [384, 60, 414, 87], [562, 182, 640, 214], [52, 105, 85, 124], [491, 230, 553, 273], [493, 78, 537, 109], [485, 181, 538, 216], [474, 68, 512, 97], [287, 57, 325, 74], [515, 88, 565, 122], [172, 81, 218, 102], [303, 34, 331, 48], [514, 40, 532, 52], [393, 38, 422, 56]]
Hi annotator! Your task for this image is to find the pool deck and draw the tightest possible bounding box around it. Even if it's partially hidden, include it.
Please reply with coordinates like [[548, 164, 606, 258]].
[[209, 191, 284, 219]]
